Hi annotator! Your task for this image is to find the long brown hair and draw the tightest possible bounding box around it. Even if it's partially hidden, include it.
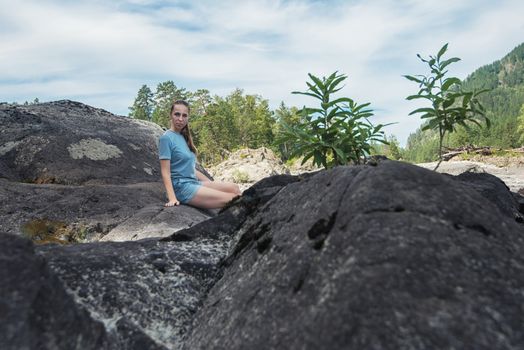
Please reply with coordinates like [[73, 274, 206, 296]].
[[171, 100, 197, 155]]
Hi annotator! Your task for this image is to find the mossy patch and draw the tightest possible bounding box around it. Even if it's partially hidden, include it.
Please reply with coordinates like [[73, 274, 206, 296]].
[[21, 175, 59, 184], [232, 169, 250, 183], [33, 175, 58, 184], [21, 219, 88, 245]]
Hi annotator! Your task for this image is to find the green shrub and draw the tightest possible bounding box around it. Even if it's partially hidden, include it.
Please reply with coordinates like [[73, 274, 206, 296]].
[[404, 43, 490, 170], [279, 72, 389, 169]]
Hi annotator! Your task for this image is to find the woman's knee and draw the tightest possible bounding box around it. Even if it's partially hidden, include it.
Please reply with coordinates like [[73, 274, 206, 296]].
[[231, 183, 241, 195], [224, 181, 240, 195]]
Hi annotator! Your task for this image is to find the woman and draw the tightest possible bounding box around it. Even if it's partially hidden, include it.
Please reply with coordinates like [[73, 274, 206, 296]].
[[158, 100, 241, 209]]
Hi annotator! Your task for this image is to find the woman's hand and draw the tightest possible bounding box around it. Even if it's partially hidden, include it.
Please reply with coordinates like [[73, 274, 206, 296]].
[[165, 199, 180, 207]]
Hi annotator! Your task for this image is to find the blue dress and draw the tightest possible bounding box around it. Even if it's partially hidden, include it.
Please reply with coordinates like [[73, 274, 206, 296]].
[[158, 130, 201, 203]]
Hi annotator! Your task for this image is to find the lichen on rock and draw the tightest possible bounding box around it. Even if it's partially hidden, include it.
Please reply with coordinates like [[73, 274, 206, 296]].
[[0, 140, 21, 156], [14, 136, 50, 166], [68, 138, 123, 161]]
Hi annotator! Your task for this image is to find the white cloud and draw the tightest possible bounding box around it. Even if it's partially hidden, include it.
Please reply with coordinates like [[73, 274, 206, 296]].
[[1, 0, 523, 145]]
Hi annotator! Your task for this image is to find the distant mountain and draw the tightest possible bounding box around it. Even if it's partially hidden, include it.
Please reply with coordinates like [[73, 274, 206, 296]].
[[405, 42, 524, 162], [464, 43, 524, 90], [462, 42, 524, 118]]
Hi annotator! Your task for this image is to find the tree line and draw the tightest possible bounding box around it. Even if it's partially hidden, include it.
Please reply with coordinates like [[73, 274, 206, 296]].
[[128, 82, 304, 165]]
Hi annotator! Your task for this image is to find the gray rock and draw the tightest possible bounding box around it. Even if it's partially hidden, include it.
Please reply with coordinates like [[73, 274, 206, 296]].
[[35, 237, 226, 349], [453, 171, 524, 223], [417, 160, 524, 193], [183, 160, 524, 350], [0, 100, 163, 185], [0, 178, 167, 240], [208, 147, 290, 191], [100, 204, 215, 241], [0, 233, 111, 350]]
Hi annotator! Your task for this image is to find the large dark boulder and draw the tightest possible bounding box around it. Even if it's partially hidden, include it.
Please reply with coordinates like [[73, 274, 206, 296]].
[[0, 100, 163, 185], [183, 160, 524, 350]]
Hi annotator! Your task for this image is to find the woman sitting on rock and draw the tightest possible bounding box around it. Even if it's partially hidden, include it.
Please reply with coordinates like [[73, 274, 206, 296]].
[[158, 100, 241, 209]]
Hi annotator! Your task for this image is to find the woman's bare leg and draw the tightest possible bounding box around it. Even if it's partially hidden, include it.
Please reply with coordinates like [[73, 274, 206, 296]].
[[188, 186, 239, 209], [201, 181, 241, 195]]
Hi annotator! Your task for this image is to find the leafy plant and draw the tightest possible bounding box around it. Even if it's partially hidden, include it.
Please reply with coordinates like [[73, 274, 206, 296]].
[[404, 43, 490, 170], [279, 72, 389, 169]]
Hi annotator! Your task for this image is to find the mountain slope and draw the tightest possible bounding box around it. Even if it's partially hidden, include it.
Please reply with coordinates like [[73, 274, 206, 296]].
[[405, 42, 524, 162]]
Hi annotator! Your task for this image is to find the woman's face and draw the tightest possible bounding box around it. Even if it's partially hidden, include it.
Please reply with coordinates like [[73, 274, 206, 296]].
[[171, 104, 189, 132]]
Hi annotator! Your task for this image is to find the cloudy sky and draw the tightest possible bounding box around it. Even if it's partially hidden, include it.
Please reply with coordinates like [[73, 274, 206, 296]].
[[1, 0, 523, 145]]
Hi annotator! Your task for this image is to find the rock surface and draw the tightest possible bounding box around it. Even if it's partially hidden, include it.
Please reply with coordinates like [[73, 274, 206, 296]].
[[0, 100, 164, 185], [417, 160, 524, 193], [3, 160, 524, 349], [31, 174, 297, 349], [0, 178, 165, 241], [0, 233, 111, 350], [36, 237, 224, 349], [183, 160, 524, 350], [453, 171, 524, 223], [100, 204, 215, 242]]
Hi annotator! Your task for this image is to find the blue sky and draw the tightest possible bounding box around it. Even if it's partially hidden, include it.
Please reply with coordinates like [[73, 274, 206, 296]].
[[1, 0, 523, 145]]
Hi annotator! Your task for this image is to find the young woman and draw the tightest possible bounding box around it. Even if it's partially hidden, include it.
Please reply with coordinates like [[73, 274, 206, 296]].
[[158, 100, 241, 209]]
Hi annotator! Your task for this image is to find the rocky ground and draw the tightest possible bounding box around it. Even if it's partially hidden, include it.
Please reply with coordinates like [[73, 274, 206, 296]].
[[417, 157, 524, 194], [208, 148, 320, 191], [208, 147, 291, 192]]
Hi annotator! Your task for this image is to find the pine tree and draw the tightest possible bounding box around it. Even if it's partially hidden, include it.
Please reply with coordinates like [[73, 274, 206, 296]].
[[517, 104, 524, 145], [151, 81, 189, 128], [387, 135, 403, 160], [273, 102, 301, 160], [190, 89, 212, 117], [129, 85, 154, 121]]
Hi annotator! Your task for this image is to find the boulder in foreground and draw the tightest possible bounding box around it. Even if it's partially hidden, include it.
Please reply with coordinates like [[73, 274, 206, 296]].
[[2, 160, 524, 349], [184, 160, 524, 350]]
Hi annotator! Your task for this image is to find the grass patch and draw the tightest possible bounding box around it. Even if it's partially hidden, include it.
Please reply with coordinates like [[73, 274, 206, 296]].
[[491, 149, 521, 157]]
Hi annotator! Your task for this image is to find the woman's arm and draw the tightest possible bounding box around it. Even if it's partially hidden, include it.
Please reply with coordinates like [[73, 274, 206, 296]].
[[160, 159, 179, 206], [195, 169, 212, 182]]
